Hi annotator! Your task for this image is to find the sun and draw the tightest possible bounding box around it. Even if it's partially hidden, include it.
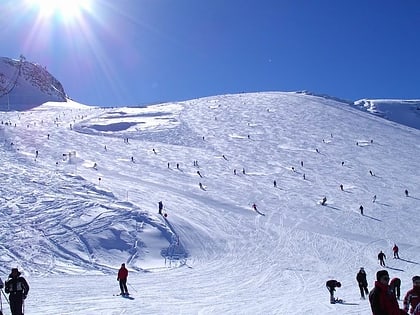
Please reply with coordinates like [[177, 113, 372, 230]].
[[26, 0, 92, 21]]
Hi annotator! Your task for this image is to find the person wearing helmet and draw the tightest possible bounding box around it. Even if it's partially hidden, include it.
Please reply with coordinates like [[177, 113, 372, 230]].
[[326, 279, 341, 304], [403, 276, 420, 314]]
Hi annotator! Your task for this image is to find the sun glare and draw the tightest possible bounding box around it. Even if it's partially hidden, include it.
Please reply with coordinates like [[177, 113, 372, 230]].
[[27, 0, 91, 21]]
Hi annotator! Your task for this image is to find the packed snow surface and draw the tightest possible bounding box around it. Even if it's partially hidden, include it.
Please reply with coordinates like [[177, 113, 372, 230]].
[[0, 92, 419, 314]]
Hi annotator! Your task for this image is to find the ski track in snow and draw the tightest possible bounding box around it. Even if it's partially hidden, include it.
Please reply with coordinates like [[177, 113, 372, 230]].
[[0, 93, 419, 314]]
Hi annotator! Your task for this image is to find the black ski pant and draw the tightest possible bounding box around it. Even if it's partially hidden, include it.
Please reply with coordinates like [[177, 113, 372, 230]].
[[119, 279, 128, 294], [9, 292, 24, 315], [359, 284, 369, 298], [326, 286, 335, 303]]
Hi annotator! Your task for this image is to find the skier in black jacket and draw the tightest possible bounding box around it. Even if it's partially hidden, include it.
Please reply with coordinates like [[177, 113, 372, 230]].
[[326, 279, 341, 304], [356, 267, 369, 299], [4, 268, 29, 315]]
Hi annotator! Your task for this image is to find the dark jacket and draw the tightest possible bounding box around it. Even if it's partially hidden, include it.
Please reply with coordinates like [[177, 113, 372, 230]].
[[369, 281, 407, 315], [4, 272, 29, 297], [326, 280, 340, 290], [357, 270, 368, 287]]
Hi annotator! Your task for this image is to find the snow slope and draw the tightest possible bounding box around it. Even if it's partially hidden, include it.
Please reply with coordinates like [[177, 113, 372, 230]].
[[0, 92, 419, 314], [354, 99, 420, 130]]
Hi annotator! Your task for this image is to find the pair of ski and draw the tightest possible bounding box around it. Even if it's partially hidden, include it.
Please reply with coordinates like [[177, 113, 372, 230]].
[[114, 293, 134, 300]]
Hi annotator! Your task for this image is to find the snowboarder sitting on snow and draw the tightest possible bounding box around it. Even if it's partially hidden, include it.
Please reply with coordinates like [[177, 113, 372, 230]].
[[369, 270, 408, 315], [356, 267, 369, 299], [4, 268, 29, 315], [326, 279, 341, 304], [117, 263, 129, 296]]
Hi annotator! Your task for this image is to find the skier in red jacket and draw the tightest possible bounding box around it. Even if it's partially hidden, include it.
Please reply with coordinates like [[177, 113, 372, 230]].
[[369, 270, 408, 315], [117, 263, 129, 296], [403, 276, 420, 314]]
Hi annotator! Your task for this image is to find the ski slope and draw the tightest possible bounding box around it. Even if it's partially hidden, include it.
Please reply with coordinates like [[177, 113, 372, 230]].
[[0, 92, 419, 314]]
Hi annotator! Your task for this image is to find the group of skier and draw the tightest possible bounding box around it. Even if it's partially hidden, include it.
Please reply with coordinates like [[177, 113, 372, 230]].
[[327, 270, 420, 315]]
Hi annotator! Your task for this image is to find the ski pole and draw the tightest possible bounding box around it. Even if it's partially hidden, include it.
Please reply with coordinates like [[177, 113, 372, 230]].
[[128, 283, 137, 293], [0, 290, 8, 305]]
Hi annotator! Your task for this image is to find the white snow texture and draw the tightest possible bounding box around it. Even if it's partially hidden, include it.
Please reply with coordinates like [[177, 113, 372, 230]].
[[0, 91, 419, 314]]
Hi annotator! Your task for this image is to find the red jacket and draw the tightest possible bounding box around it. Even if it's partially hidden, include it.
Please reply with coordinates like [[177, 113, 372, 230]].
[[117, 267, 128, 280], [369, 281, 407, 315], [403, 287, 420, 314]]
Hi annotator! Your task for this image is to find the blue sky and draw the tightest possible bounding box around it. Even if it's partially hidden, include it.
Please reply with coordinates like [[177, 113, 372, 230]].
[[2, 0, 420, 106]]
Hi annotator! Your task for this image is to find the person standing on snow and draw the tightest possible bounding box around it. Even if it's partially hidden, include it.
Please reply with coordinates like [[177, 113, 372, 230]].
[[117, 263, 129, 296], [369, 270, 407, 315], [4, 268, 29, 315], [326, 279, 341, 304], [393, 244, 400, 259], [378, 251, 386, 267], [356, 267, 369, 299], [390, 277, 402, 300], [158, 201, 163, 215], [403, 276, 420, 314]]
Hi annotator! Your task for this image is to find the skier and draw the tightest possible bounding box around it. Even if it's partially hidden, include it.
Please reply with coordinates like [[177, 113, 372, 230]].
[[403, 276, 420, 314], [326, 279, 341, 304], [321, 197, 327, 206], [273, 180, 277, 188], [158, 201, 163, 215], [360, 205, 364, 215], [4, 268, 29, 315], [393, 244, 400, 259], [373, 195, 377, 203], [340, 184, 344, 191], [405, 189, 409, 197], [117, 263, 129, 296], [389, 277, 401, 300], [369, 270, 407, 315], [252, 203, 258, 212], [378, 251, 386, 267], [356, 267, 369, 299]]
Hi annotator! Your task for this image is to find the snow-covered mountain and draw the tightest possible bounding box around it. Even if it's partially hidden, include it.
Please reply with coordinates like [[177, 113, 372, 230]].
[[354, 99, 420, 130], [0, 56, 67, 111], [0, 92, 419, 314]]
